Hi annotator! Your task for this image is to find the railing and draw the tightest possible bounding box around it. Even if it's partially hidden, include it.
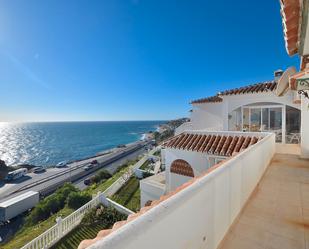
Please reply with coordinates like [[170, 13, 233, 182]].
[[87, 133, 276, 249], [20, 192, 133, 249]]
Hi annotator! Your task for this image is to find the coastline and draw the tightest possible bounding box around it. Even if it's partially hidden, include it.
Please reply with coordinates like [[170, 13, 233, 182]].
[[0, 121, 162, 168]]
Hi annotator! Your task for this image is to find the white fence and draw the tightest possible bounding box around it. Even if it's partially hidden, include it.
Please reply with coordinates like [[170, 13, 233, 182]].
[[20, 193, 133, 249], [88, 133, 276, 249]]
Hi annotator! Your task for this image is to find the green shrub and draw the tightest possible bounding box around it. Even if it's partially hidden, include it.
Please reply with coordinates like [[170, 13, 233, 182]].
[[26, 183, 79, 225], [97, 169, 112, 180], [90, 169, 112, 185], [81, 205, 127, 227], [67, 192, 91, 210]]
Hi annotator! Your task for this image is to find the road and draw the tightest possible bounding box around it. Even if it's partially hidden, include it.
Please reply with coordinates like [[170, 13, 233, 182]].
[[0, 140, 152, 202]]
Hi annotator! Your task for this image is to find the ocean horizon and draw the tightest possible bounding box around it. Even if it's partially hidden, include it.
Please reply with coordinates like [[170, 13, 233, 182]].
[[0, 120, 165, 167]]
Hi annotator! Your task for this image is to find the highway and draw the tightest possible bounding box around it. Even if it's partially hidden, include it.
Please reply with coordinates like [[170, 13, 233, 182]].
[[0, 140, 152, 202]]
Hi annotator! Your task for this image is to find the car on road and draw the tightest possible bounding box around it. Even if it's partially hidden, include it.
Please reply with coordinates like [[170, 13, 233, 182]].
[[83, 178, 91, 185], [91, 159, 98, 165], [55, 161, 67, 168], [83, 164, 93, 171], [5, 168, 28, 182], [32, 167, 46, 173]]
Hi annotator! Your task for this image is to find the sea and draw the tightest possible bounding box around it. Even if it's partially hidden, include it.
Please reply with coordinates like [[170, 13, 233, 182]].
[[0, 121, 165, 167]]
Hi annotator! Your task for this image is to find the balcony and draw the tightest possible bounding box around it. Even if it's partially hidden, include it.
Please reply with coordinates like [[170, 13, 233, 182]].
[[219, 153, 309, 249]]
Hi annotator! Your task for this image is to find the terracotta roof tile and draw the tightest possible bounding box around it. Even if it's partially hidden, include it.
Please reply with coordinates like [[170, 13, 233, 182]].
[[226, 136, 239, 156], [220, 81, 277, 96], [191, 95, 223, 104], [280, 0, 301, 55], [191, 81, 277, 104], [163, 132, 261, 157]]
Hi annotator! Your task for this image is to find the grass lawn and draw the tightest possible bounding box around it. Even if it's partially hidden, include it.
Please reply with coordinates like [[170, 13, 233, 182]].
[[86, 163, 133, 195], [2, 207, 74, 249], [51, 205, 127, 249], [139, 160, 150, 170], [111, 176, 140, 212], [51, 223, 105, 249]]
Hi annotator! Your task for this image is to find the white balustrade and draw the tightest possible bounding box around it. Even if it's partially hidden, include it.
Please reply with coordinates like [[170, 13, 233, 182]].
[[20, 192, 131, 249]]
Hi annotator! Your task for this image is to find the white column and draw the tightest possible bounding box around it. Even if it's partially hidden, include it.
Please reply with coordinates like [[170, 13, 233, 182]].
[[56, 217, 63, 238], [301, 92, 309, 158], [282, 106, 286, 144]]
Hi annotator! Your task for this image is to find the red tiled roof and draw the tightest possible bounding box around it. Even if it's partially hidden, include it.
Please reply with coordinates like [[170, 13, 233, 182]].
[[280, 0, 301, 56], [163, 132, 260, 157], [220, 81, 277, 95], [191, 81, 277, 104], [191, 95, 222, 104]]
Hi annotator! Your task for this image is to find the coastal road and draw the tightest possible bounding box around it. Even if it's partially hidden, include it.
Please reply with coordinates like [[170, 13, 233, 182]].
[[0, 140, 152, 202]]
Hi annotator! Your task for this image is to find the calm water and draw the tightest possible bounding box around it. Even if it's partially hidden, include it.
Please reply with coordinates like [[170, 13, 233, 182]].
[[0, 121, 164, 167]]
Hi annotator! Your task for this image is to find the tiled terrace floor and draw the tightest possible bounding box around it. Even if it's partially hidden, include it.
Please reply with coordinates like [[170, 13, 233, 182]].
[[219, 153, 309, 249]]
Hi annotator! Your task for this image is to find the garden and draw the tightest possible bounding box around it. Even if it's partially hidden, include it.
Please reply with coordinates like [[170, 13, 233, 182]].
[[111, 176, 141, 212]]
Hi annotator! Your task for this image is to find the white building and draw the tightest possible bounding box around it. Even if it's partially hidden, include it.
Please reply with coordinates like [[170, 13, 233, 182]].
[[78, 1, 309, 249], [139, 71, 304, 206], [179, 75, 301, 144]]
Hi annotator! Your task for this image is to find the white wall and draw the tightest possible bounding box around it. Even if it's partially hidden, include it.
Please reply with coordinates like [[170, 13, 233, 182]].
[[191, 103, 224, 131], [140, 173, 166, 207], [164, 149, 209, 192], [224, 91, 300, 113], [88, 133, 276, 249], [190, 91, 300, 133], [301, 92, 309, 158], [175, 122, 193, 135]]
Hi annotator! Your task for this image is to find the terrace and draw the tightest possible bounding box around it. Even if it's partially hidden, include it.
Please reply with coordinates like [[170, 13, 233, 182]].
[[219, 153, 309, 249]]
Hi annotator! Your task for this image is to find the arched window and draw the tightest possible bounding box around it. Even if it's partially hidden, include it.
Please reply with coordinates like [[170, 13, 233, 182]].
[[170, 159, 194, 177]]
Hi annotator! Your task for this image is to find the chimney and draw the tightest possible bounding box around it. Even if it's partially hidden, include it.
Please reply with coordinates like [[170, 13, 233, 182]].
[[274, 69, 284, 81]]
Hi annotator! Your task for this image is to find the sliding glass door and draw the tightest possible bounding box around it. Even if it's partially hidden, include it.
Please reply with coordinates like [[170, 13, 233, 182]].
[[242, 106, 283, 143], [268, 107, 282, 142]]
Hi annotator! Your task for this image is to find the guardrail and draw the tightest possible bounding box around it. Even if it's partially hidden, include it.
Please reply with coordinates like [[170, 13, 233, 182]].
[[20, 192, 133, 249]]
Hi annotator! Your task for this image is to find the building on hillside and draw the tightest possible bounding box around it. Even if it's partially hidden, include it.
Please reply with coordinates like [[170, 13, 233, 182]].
[[78, 1, 309, 249], [181, 73, 301, 146]]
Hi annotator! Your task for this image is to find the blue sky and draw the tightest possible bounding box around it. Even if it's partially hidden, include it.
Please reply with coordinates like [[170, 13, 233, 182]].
[[0, 0, 300, 122]]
